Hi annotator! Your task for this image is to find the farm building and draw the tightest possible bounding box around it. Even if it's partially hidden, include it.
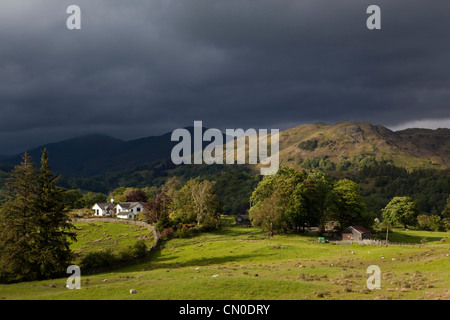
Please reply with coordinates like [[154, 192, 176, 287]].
[[115, 202, 145, 220], [92, 202, 115, 217], [234, 215, 251, 226], [341, 225, 371, 241], [92, 198, 145, 220]]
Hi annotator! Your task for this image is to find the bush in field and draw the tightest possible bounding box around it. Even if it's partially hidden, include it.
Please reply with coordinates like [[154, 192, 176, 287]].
[[442, 196, 450, 218], [443, 218, 450, 231], [118, 248, 133, 262], [160, 227, 175, 240], [80, 249, 117, 270], [131, 240, 148, 258], [174, 223, 200, 238], [80, 241, 149, 270]]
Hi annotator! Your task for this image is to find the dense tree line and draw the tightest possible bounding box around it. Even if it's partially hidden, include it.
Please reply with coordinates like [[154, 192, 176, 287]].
[[248, 168, 449, 235], [356, 164, 450, 215], [380, 195, 450, 237], [248, 167, 372, 234], [2, 158, 446, 219], [1, 156, 447, 235], [53, 163, 259, 216]]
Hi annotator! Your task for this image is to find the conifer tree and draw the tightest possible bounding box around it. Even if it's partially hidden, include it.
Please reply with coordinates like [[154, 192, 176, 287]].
[[0, 150, 77, 283], [32, 149, 77, 280], [0, 153, 40, 282]]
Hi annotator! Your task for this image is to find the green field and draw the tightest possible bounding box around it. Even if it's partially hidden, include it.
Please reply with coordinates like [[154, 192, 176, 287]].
[[0, 218, 449, 300], [70, 222, 155, 263]]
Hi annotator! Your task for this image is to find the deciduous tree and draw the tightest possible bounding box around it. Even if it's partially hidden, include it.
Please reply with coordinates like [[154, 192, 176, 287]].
[[144, 189, 172, 231], [126, 189, 148, 203], [328, 179, 368, 230], [382, 196, 419, 229]]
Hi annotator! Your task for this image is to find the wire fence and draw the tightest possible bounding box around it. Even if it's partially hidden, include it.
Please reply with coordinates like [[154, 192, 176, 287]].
[[333, 239, 444, 247]]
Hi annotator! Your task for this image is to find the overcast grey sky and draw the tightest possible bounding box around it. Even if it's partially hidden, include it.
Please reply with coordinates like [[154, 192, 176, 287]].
[[0, 0, 449, 154]]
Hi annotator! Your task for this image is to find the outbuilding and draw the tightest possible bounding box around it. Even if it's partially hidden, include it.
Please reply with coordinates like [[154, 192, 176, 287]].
[[341, 225, 371, 241], [234, 215, 251, 226]]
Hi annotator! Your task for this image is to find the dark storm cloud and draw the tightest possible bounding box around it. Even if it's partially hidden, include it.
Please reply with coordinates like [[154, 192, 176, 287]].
[[1, 0, 450, 154]]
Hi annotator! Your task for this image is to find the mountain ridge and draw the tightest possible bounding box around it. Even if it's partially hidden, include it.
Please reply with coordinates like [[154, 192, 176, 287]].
[[277, 121, 450, 170], [1, 127, 227, 176], [1, 121, 449, 177]]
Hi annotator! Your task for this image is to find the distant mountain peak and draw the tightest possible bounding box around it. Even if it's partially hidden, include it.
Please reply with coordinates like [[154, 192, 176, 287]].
[[1, 121, 449, 176]]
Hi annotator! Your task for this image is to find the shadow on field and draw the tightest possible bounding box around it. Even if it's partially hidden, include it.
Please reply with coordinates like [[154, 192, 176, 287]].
[[378, 231, 447, 244], [113, 247, 276, 273]]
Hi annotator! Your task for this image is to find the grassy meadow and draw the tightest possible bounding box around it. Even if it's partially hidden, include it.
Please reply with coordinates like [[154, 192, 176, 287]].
[[0, 217, 449, 300], [70, 222, 155, 263]]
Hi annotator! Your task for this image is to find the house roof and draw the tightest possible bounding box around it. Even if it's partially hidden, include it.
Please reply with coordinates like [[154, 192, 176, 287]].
[[342, 225, 371, 234], [93, 203, 114, 210], [114, 202, 145, 209], [117, 211, 137, 216]]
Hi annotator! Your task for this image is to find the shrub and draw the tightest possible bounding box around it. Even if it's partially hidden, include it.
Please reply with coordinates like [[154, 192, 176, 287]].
[[200, 214, 221, 230], [417, 214, 442, 231], [442, 218, 450, 231], [160, 227, 175, 239], [132, 240, 148, 258], [174, 223, 199, 238], [298, 140, 318, 151], [80, 249, 117, 270], [118, 248, 133, 262]]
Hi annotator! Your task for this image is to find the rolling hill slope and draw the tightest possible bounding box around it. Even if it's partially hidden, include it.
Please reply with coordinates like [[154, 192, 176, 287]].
[[276, 121, 450, 170], [2, 121, 449, 177]]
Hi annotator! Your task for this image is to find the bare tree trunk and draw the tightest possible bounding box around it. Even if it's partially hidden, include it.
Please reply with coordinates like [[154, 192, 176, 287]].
[[385, 224, 389, 246]]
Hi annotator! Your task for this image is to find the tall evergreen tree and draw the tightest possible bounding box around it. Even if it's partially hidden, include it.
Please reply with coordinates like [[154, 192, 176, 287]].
[[0, 153, 40, 282], [32, 149, 77, 280], [0, 150, 76, 283]]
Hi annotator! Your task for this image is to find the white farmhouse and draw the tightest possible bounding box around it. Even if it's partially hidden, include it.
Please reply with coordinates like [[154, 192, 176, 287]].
[[115, 202, 145, 220], [92, 200, 115, 217], [92, 198, 145, 220]]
